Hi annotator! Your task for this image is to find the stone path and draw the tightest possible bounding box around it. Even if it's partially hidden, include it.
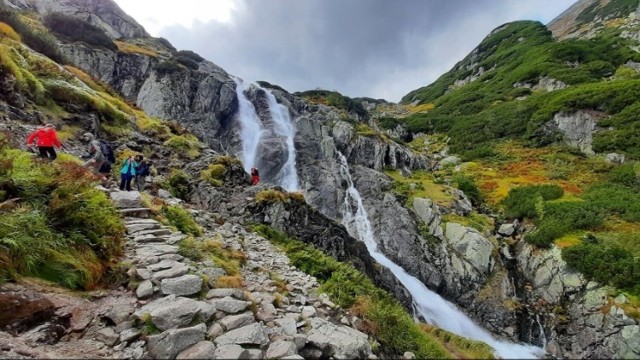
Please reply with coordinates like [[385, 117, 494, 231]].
[[92, 192, 375, 359]]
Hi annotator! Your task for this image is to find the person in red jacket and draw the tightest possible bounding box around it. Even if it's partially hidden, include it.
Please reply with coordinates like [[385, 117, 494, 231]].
[[251, 167, 260, 185], [26, 123, 62, 160]]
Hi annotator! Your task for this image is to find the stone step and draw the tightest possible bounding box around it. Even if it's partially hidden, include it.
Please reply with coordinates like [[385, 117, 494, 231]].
[[126, 223, 162, 234], [132, 235, 169, 244], [125, 218, 159, 225], [118, 208, 152, 217], [130, 228, 173, 238]]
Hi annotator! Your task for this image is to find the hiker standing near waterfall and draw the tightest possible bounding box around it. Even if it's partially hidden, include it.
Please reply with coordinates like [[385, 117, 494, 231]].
[[251, 167, 260, 185]]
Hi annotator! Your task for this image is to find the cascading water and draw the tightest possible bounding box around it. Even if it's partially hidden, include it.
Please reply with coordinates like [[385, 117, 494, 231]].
[[233, 78, 264, 173], [536, 314, 547, 350], [337, 152, 544, 359], [260, 86, 299, 191]]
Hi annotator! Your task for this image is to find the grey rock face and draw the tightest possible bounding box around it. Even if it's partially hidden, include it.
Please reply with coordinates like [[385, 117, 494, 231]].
[[133, 295, 201, 331], [161, 275, 203, 296], [547, 111, 599, 154], [147, 324, 206, 360], [110, 191, 142, 209], [214, 323, 269, 347], [176, 341, 216, 360], [306, 318, 371, 359], [444, 223, 494, 274]]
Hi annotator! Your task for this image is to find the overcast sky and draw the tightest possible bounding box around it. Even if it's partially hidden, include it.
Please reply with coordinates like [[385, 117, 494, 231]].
[[113, 0, 576, 102]]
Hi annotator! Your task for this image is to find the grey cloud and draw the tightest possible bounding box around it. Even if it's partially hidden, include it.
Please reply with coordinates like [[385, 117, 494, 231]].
[[159, 0, 576, 102]]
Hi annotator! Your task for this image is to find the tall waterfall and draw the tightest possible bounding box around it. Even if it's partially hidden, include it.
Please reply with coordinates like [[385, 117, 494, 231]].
[[260, 86, 299, 191], [337, 152, 544, 359], [233, 78, 263, 173]]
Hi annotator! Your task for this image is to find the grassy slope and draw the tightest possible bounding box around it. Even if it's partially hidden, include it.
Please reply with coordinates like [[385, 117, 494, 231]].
[[388, 2, 640, 307]]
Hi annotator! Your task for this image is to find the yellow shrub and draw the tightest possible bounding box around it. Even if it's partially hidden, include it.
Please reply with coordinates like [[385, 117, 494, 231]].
[[0, 22, 20, 41], [115, 40, 158, 57]]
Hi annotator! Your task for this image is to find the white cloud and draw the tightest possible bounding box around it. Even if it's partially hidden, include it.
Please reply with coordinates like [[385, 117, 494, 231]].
[[113, 0, 238, 36]]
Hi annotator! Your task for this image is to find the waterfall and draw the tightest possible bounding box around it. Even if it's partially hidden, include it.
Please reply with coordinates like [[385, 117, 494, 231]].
[[233, 78, 264, 173], [337, 152, 544, 359], [260, 86, 299, 191], [536, 314, 547, 350]]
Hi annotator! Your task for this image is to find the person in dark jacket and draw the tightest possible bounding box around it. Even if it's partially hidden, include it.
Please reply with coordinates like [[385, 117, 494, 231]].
[[119, 155, 138, 191], [133, 155, 150, 191]]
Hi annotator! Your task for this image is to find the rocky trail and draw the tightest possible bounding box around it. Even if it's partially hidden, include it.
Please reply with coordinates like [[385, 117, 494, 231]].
[[0, 190, 379, 360]]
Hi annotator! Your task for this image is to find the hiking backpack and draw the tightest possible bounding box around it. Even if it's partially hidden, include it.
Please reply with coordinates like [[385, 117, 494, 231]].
[[99, 140, 116, 164]]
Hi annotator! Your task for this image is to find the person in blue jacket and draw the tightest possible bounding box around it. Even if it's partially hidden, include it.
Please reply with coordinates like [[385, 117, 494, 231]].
[[119, 155, 138, 191]]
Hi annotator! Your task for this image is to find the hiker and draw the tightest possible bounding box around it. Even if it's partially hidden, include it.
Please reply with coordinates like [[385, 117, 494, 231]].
[[134, 154, 150, 191], [119, 155, 138, 191], [251, 167, 260, 185], [26, 124, 62, 160], [81, 133, 111, 180]]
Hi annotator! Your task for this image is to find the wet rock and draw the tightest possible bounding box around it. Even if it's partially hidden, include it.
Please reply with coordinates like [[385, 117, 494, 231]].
[[147, 324, 206, 360], [0, 291, 56, 333]]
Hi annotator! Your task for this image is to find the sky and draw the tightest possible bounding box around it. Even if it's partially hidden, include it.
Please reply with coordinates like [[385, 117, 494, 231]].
[[113, 0, 577, 102]]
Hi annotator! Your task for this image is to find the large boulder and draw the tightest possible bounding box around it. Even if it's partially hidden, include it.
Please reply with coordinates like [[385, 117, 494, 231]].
[[305, 318, 372, 359], [147, 324, 206, 359]]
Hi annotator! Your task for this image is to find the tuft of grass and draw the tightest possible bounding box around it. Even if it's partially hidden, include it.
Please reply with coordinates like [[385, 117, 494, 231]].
[[164, 134, 202, 159], [255, 189, 305, 204], [178, 237, 246, 276], [114, 40, 158, 57], [0, 21, 20, 41], [200, 164, 225, 187], [160, 169, 191, 201], [215, 275, 244, 289], [163, 205, 202, 237]]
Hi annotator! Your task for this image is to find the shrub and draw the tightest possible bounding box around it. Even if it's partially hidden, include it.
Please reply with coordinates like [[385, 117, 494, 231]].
[[608, 164, 640, 190], [43, 13, 116, 51], [584, 183, 640, 221], [162, 169, 191, 200], [563, 238, 640, 295], [154, 60, 183, 76], [173, 55, 199, 70], [200, 164, 225, 187], [377, 117, 401, 130], [501, 184, 564, 219], [0, 6, 65, 63], [175, 50, 204, 62], [163, 205, 202, 236], [526, 201, 603, 247], [0, 21, 20, 41], [164, 134, 201, 159], [453, 174, 482, 205], [178, 237, 246, 276]]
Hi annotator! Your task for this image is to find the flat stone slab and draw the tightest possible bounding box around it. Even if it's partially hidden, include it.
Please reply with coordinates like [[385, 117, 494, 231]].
[[214, 323, 269, 347], [147, 324, 206, 359], [213, 345, 248, 360], [110, 191, 142, 209], [161, 275, 203, 296], [176, 340, 216, 359], [219, 312, 255, 332], [136, 245, 179, 258], [210, 296, 248, 314], [206, 288, 244, 300], [133, 295, 201, 331], [126, 223, 161, 234]]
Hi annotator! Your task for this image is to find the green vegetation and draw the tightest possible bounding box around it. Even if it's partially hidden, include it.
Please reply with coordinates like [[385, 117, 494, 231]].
[[0, 141, 125, 289], [0, 5, 65, 63], [295, 89, 368, 118], [253, 225, 494, 359], [154, 60, 184, 76], [200, 164, 225, 187], [161, 169, 191, 201], [178, 236, 246, 276], [255, 189, 305, 204], [576, 0, 639, 24], [397, 20, 640, 159], [501, 184, 564, 219], [163, 204, 202, 237], [173, 50, 204, 70], [164, 134, 201, 159], [563, 235, 640, 295], [43, 13, 116, 51]]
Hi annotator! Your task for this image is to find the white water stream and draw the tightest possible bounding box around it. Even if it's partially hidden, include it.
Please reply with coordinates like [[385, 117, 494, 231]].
[[337, 152, 544, 359], [260, 86, 299, 191], [233, 78, 264, 173]]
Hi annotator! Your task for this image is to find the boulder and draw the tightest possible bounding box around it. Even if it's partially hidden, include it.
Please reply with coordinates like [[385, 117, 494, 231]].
[[306, 318, 371, 359], [219, 312, 255, 331], [445, 223, 494, 274], [213, 344, 248, 360], [147, 324, 206, 359], [176, 340, 216, 359], [214, 323, 269, 347], [266, 340, 297, 359], [133, 295, 201, 331], [210, 296, 248, 314], [110, 191, 142, 209], [161, 275, 203, 296]]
